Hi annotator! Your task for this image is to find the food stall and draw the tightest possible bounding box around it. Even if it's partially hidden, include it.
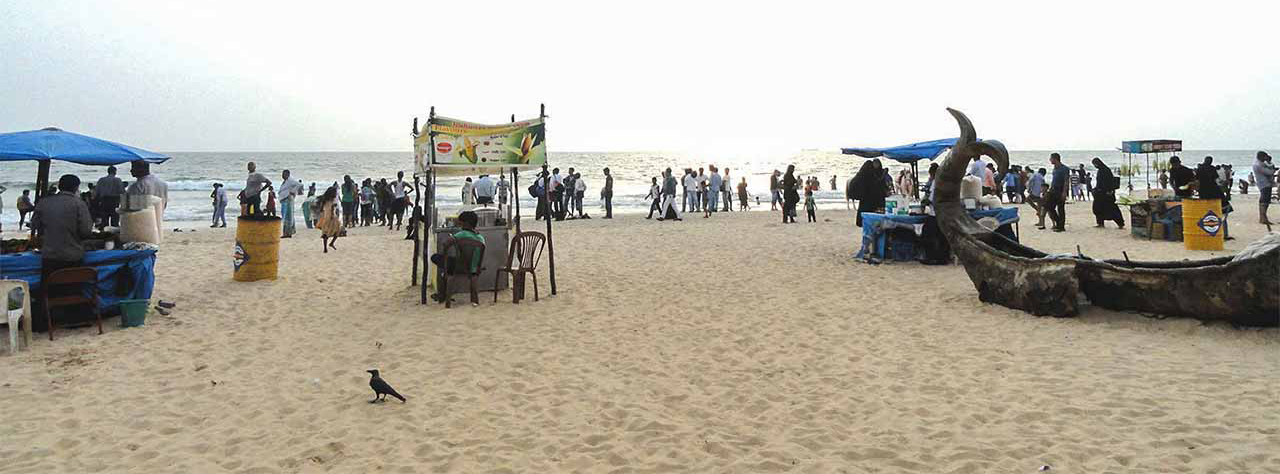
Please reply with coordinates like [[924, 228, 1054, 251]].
[[1120, 140, 1183, 240], [0, 128, 168, 327], [411, 105, 557, 304], [843, 136, 1020, 262], [1120, 139, 1181, 191]]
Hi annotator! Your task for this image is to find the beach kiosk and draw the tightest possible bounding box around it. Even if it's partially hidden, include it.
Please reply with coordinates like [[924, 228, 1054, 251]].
[[1120, 140, 1183, 240], [411, 105, 557, 304], [1120, 139, 1181, 190], [0, 128, 166, 329]]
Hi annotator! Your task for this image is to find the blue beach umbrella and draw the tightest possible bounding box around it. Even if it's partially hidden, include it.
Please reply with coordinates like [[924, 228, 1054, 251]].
[[0, 127, 170, 165], [0, 127, 170, 200], [842, 137, 964, 199]]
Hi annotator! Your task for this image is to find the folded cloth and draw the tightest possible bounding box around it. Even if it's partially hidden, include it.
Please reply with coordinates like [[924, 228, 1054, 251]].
[[1232, 232, 1280, 263], [122, 242, 160, 251]]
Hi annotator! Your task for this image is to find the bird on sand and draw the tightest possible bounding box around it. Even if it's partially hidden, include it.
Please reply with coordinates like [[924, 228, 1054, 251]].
[[366, 369, 406, 403]]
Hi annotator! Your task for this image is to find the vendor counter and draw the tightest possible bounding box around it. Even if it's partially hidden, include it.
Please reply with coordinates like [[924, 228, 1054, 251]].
[[857, 208, 1019, 262], [0, 249, 157, 329], [432, 225, 510, 295]]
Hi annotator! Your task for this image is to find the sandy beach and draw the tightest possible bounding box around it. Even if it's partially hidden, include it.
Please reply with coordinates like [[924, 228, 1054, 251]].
[[1, 201, 1277, 473]]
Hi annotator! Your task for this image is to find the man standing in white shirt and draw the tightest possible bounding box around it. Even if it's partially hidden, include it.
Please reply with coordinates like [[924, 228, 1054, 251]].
[[389, 171, 414, 231], [967, 156, 986, 179], [125, 160, 168, 217], [473, 174, 497, 206], [683, 169, 698, 212], [573, 172, 587, 218], [277, 169, 303, 237], [549, 168, 564, 218]]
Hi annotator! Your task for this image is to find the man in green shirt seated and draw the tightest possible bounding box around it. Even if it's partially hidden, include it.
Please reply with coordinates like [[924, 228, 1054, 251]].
[[430, 211, 485, 302]]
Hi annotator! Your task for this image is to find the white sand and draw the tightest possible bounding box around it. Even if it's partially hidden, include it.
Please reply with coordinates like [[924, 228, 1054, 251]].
[[1, 201, 1277, 473]]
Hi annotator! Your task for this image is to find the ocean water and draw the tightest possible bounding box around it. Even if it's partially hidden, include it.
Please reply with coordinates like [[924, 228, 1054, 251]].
[[0, 149, 1272, 227]]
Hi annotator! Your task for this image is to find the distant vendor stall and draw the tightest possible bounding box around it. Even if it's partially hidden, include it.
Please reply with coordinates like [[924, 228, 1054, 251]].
[[857, 208, 1019, 262], [0, 128, 168, 331], [1120, 139, 1184, 241], [411, 105, 557, 305]]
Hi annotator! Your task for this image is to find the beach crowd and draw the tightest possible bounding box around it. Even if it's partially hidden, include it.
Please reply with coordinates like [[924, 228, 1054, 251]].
[[8, 152, 1275, 252]]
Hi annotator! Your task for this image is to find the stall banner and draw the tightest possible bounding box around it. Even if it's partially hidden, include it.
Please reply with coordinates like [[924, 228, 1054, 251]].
[[415, 116, 546, 174], [1121, 140, 1182, 154]]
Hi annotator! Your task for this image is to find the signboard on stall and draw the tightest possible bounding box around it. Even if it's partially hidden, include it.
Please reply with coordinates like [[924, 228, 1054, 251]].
[[1121, 140, 1182, 154], [415, 116, 546, 176]]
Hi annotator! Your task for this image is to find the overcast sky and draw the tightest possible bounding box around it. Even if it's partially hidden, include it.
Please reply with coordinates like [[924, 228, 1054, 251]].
[[2, 1, 1277, 155]]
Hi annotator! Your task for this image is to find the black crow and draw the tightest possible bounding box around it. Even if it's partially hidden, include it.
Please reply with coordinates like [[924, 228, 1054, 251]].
[[366, 369, 406, 403]]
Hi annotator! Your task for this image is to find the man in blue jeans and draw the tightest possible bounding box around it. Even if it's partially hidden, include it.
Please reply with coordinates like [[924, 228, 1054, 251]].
[[705, 165, 722, 217], [1045, 153, 1069, 232]]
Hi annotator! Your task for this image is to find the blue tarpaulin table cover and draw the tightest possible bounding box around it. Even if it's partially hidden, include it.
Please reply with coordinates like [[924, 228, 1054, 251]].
[[856, 208, 1019, 261], [0, 249, 157, 315]]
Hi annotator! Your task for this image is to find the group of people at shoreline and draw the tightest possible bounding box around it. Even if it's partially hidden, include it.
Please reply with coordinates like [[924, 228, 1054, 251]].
[[1, 163, 157, 234], [208, 163, 416, 252]]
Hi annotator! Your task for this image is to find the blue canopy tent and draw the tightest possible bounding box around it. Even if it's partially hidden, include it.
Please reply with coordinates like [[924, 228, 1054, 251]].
[[842, 138, 959, 200], [0, 127, 170, 203]]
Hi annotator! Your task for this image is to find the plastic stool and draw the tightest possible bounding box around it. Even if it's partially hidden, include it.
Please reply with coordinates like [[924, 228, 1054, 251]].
[[1, 280, 33, 355]]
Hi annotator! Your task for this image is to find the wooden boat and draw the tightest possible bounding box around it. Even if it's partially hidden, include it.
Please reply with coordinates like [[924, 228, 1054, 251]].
[[935, 108, 1278, 326]]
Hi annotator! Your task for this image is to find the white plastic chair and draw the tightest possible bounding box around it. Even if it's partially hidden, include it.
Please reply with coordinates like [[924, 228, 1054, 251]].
[[1, 280, 33, 355]]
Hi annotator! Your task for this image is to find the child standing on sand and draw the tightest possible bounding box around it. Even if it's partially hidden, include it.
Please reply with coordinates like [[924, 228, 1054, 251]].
[[264, 185, 278, 217], [804, 189, 816, 222]]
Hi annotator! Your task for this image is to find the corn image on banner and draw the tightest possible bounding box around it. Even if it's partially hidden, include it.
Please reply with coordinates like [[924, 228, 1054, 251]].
[[415, 116, 546, 176]]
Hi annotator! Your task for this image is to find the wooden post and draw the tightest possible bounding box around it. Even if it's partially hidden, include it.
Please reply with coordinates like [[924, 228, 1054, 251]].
[[513, 168, 521, 234], [31, 159, 51, 241], [35, 159, 50, 201], [911, 161, 920, 201], [542, 104, 557, 295], [421, 106, 436, 305], [511, 115, 520, 234], [411, 176, 421, 286]]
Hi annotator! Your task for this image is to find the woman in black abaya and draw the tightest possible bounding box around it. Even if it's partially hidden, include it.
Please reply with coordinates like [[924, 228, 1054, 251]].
[[781, 164, 799, 223], [1090, 158, 1125, 228], [852, 160, 887, 227]]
